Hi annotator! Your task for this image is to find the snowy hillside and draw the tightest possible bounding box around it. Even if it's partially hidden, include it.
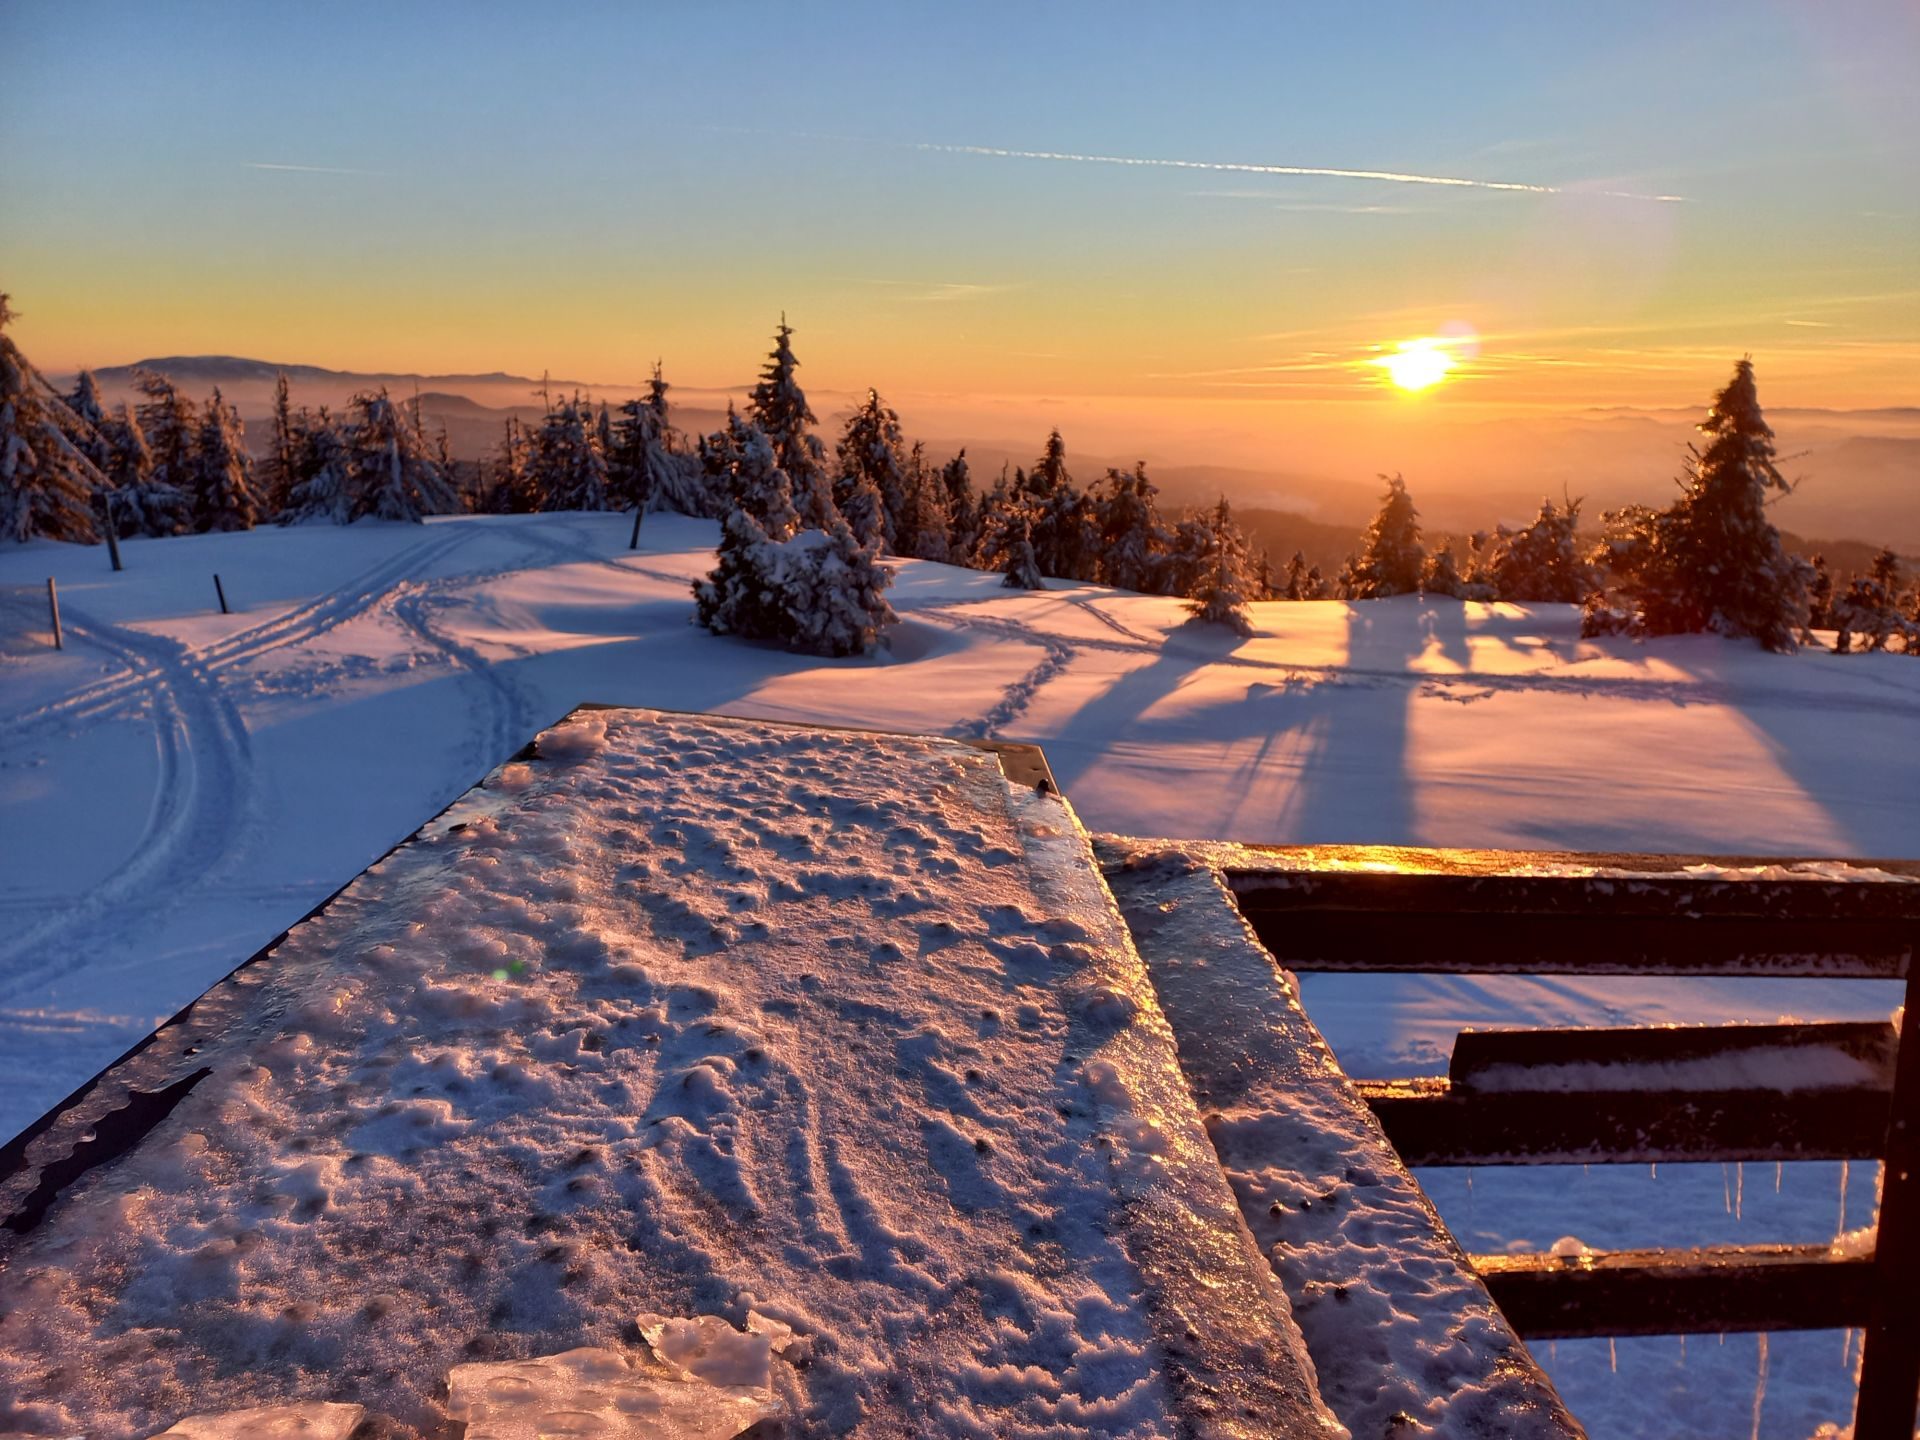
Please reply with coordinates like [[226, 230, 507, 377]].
[[3, 511, 1918, 1436]]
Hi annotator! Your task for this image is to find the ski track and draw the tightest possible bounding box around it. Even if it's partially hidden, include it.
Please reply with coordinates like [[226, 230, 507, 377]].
[[0, 528, 478, 742], [0, 606, 254, 1001]]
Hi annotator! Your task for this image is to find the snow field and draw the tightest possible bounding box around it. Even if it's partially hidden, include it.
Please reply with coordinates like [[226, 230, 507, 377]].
[[3, 511, 1918, 1438]]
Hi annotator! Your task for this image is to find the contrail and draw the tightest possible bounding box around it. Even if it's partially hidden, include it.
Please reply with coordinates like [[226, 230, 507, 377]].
[[245, 161, 385, 177], [909, 140, 1685, 203]]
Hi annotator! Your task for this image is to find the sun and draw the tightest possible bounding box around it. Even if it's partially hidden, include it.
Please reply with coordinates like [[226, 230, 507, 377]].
[[1379, 338, 1456, 392]]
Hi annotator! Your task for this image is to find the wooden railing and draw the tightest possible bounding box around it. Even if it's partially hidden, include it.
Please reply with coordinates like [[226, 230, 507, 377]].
[[1227, 850, 1920, 1440]]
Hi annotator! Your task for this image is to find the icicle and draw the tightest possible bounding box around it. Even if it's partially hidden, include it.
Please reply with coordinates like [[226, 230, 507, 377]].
[[1842, 1326, 1854, 1371], [1650, 1162, 1658, 1180], [1608, 1336, 1618, 1374], [1679, 1334, 1687, 1367], [1774, 1161, 1782, 1194], [1549, 1340, 1558, 1364], [1749, 1333, 1769, 1440], [1721, 1163, 1733, 1215], [1736, 1162, 1744, 1222], [1838, 1158, 1851, 1237]]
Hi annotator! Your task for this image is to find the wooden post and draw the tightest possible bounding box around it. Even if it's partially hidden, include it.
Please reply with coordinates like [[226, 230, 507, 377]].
[[214, 573, 229, 615], [629, 504, 645, 550], [1851, 957, 1920, 1439], [99, 496, 123, 572], [46, 577, 62, 651]]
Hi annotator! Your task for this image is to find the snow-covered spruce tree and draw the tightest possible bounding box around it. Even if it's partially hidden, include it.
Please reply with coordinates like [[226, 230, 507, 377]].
[[771, 519, 900, 656], [941, 451, 979, 565], [1584, 360, 1807, 651], [834, 388, 908, 548], [696, 418, 895, 652], [1805, 554, 1834, 630], [1029, 434, 1098, 581], [1097, 462, 1170, 594], [1183, 497, 1256, 635], [532, 394, 611, 511], [1281, 550, 1331, 601], [750, 319, 836, 530], [133, 369, 198, 519], [101, 401, 187, 537], [257, 372, 300, 517], [64, 370, 114, 473], [1420, 545, 1467, 598], [1829, 551, 1915, 655], [189, 387, 259, 532], [343, 388, 459, 523], [281, 408, 355, 525], [0, 295, 102, 543], [1476, 497, 1592, 603], [1000, 518, 1045, 590], [1337, 473, 1425, 599], [896, 441, 952, 561]]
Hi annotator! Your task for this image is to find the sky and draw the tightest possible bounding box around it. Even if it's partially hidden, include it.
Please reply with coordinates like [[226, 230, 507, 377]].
[[3, 1, 1917, 471]]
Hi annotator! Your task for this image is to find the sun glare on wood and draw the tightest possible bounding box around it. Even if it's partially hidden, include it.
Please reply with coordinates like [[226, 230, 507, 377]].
[[1380, 338, 1456, 392]]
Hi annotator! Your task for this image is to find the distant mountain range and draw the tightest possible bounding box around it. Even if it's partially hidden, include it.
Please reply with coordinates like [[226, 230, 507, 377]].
[[63, 355, 1919, 554]]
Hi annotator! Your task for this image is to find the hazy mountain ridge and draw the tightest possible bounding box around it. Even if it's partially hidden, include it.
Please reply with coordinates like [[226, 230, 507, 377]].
[[65, 355, 1918, 551]]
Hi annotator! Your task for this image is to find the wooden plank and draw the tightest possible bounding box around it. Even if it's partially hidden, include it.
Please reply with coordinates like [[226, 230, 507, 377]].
[[1235, 905, 1913, 977], [1356, 1076, 1891, 1164], [1474, 1245, 1875, 1338], [1852, 965, 1920, 1440], [1449, 1021, 1898, 1088]]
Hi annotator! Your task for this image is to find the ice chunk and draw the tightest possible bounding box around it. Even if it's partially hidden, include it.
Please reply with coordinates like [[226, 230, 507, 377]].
[[636, 1310, 800, 1390], [1549, 1235, 1595, 1260], [147, 1402, 365, 1440], [449, 1343, 783, 1440]]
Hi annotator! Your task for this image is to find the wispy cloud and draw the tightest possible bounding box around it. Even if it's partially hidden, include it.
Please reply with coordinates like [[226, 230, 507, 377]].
[[861, 279, 1022, 303], [908, 140, 1686, 203], [245, 161, 386, 177]]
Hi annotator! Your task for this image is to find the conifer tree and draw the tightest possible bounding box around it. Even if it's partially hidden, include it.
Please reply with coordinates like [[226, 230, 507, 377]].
[[1184, 497, 1256, 635], [189, 387, 260, 532], [1420, 546, 1467, 598], [0, 295, 102, 543], [1805, 553, 1834, 630], [1097, 462, 1169, 593], [1474, 497, 1591, 602], [102, 401, 187, 537], [835, 388, 908, 548], [1026, 429, 1069, 501], [342, 388, 459, 523], [749, 319, 834, 528], [896, 442, 951, 561], [256, 372, 300, 517], [64, 370, 114, 474], [1027, 431, 1098, 581], [1000, 517, 1045, 590], [941, 451, 979, 565], [1339, 473, 1426, 599], [1584, 360, 1807, 651], [133, 369, 198, 517], [532, 394, 611, 511], [281, 408, 355, 525], [774, 519, 900, 656]]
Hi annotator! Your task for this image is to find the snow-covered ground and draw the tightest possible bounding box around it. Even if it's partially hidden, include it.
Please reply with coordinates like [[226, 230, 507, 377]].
[[2, 510, 1917, 1437]]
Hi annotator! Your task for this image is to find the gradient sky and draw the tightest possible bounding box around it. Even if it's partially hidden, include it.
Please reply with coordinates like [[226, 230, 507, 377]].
[[4, 1, 1916, 464]]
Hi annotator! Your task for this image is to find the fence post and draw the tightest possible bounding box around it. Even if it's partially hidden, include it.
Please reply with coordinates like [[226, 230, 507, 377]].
[[46, 577, 62, 650], [629, 504, 645, 551], [1851, 954, 1920, 1439], [99, 496, 124, 572], [214, 574, 229, 616]]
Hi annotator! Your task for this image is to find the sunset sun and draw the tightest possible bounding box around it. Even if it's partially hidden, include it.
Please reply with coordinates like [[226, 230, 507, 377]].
[[1380, 337, 1456, 392]]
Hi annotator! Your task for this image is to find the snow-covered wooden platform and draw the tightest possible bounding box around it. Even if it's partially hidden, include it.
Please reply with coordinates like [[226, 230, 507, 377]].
[[0, 709, 1356, 1438]]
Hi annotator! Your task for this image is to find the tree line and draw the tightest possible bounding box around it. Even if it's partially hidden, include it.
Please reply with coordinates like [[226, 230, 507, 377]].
[[4, 295, 1912, 657]]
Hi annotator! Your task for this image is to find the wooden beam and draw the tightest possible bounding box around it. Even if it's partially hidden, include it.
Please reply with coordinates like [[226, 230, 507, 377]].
[[1448, 1021, 1898, 1088], [1852, 964, 1920, 1440], [1356, 1076, 1891, 1165], [1474, 1244, 1875, 1338], [1235, 906, 1914, 977]]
